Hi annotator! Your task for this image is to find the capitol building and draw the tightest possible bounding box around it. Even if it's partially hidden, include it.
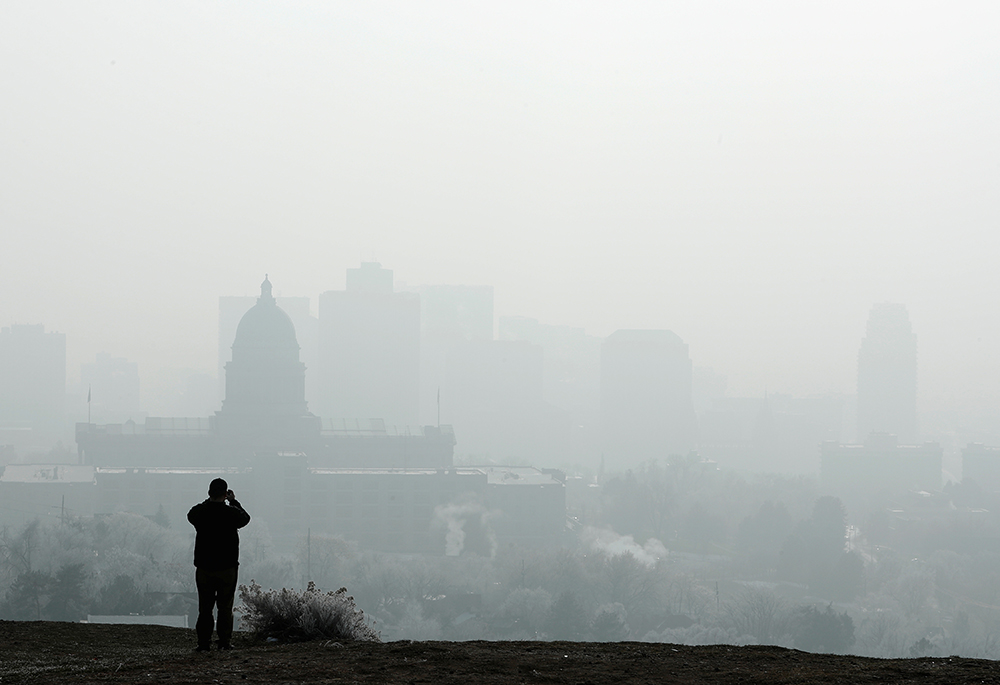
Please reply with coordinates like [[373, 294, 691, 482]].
[[3, 277, 565, 554]]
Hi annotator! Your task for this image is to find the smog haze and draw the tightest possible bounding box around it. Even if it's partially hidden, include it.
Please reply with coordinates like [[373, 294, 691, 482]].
[[2, 1, 999, 411]]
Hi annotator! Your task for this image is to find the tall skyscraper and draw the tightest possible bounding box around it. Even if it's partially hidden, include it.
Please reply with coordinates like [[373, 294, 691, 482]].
[[600, 329, 697, 468], [414, 284, 493, 426], [0, 324, 66, 434], [443, 339, 570, 462], [499, 315, 601, 413], [317, 263, 420, 427], [857, 303, 917, 443]]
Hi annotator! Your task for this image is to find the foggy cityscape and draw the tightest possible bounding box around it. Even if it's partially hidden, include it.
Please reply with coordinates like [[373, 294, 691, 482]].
[[3, 0, 1000, 660]]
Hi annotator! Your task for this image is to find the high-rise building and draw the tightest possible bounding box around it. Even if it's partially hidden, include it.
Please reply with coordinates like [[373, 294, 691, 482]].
[[443, 339, 569, 462], [499, 315, 601, 466], [414, 284, 493, 426], [600, 330, 697, 468], [0, 324, 66, 434], [857, 303, 917, 443], [317, 263, 420, 428], [499, 316, 601, 413]]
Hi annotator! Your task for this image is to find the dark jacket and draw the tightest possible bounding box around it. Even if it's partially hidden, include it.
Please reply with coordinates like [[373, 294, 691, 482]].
[[187, 498, 251, 570]]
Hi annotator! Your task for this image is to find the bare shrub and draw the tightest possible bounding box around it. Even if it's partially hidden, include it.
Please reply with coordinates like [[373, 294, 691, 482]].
[[238, 580, 379, 642]]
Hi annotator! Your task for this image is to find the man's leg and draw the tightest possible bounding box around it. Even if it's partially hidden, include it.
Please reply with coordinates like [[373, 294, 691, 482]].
[[215, 567, 239, 648], [194, 568, 218, 650]]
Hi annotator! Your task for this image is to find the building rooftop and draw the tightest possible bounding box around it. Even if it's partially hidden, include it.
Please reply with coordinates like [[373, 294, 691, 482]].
[[477, 466, 563, 486], [95, 467, 244, 476], [309, 467, 483, 477], [320, 418, 454, 437], [2, 464, 95, 484]]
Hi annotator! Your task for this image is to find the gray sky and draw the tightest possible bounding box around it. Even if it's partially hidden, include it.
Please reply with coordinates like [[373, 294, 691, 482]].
[[2, 1, 998, 410]]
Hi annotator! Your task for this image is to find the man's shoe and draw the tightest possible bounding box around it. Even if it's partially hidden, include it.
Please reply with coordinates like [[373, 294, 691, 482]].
[[218, 643, 233, 651], [195, 645, 211, 652]]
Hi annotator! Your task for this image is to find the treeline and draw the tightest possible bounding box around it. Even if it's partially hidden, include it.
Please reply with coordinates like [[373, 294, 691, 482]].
[[0, 513, 191, 621]]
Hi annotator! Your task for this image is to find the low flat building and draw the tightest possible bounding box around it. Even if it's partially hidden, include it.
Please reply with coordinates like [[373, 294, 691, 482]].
[[821, 433, 942, 498], [962, 443, 1000, 492], [2, 461, 566, 555], [480, 466, 567, 549], [0, 463, 95, 524]]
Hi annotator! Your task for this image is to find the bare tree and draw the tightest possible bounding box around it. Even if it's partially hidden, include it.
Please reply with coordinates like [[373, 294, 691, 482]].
[[857, 609, 903, 657], [723, 586, 789, 644], [598, 551, 658, 622], [0, 520, 40, 577]]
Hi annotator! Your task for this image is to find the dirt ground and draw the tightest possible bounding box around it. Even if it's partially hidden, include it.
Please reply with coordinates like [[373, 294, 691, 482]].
[[2, 620, 999, 684]]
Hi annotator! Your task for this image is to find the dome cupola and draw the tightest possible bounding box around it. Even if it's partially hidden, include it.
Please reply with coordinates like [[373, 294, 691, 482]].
[[230, 274, 299, 358], [219, 276, 312, 424]]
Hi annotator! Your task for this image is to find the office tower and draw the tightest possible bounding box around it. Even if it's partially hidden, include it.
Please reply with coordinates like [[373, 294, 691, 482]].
[[499, 315, 600, 466], [444, 339, 566, 461], [0, 324, 66, 432], [499, 315, 601, 413], [318, 263, 420, 427], [601, 329, 697, 467], [415, 284, 493, 426], [857, 303, 917, 443]]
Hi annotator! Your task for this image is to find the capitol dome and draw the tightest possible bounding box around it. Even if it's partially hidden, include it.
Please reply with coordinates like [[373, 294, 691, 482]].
[[219, 275, 312, 427], [231, 275, 300, 360]]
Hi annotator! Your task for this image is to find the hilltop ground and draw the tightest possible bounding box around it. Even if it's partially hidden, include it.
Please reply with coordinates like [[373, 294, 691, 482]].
[[1, 620, 998, 684]]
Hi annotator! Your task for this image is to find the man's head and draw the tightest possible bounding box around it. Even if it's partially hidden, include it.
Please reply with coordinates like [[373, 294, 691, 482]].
[[209, 478, 229, 500]]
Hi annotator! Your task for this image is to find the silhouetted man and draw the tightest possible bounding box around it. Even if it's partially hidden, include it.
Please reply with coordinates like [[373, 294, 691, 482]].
[[187, 477, 251, 651]]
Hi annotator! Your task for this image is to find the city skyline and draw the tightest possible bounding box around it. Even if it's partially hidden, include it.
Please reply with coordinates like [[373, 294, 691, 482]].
[[7, 280, 921, 411]]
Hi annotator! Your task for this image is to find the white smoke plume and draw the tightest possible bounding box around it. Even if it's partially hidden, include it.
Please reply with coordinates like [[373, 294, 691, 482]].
[[433, 499, 496, 557], [582, 526, 667, 567]]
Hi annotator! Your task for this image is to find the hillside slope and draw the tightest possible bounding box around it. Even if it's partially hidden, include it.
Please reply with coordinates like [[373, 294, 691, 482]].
[[0, 620, 994, 684]]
